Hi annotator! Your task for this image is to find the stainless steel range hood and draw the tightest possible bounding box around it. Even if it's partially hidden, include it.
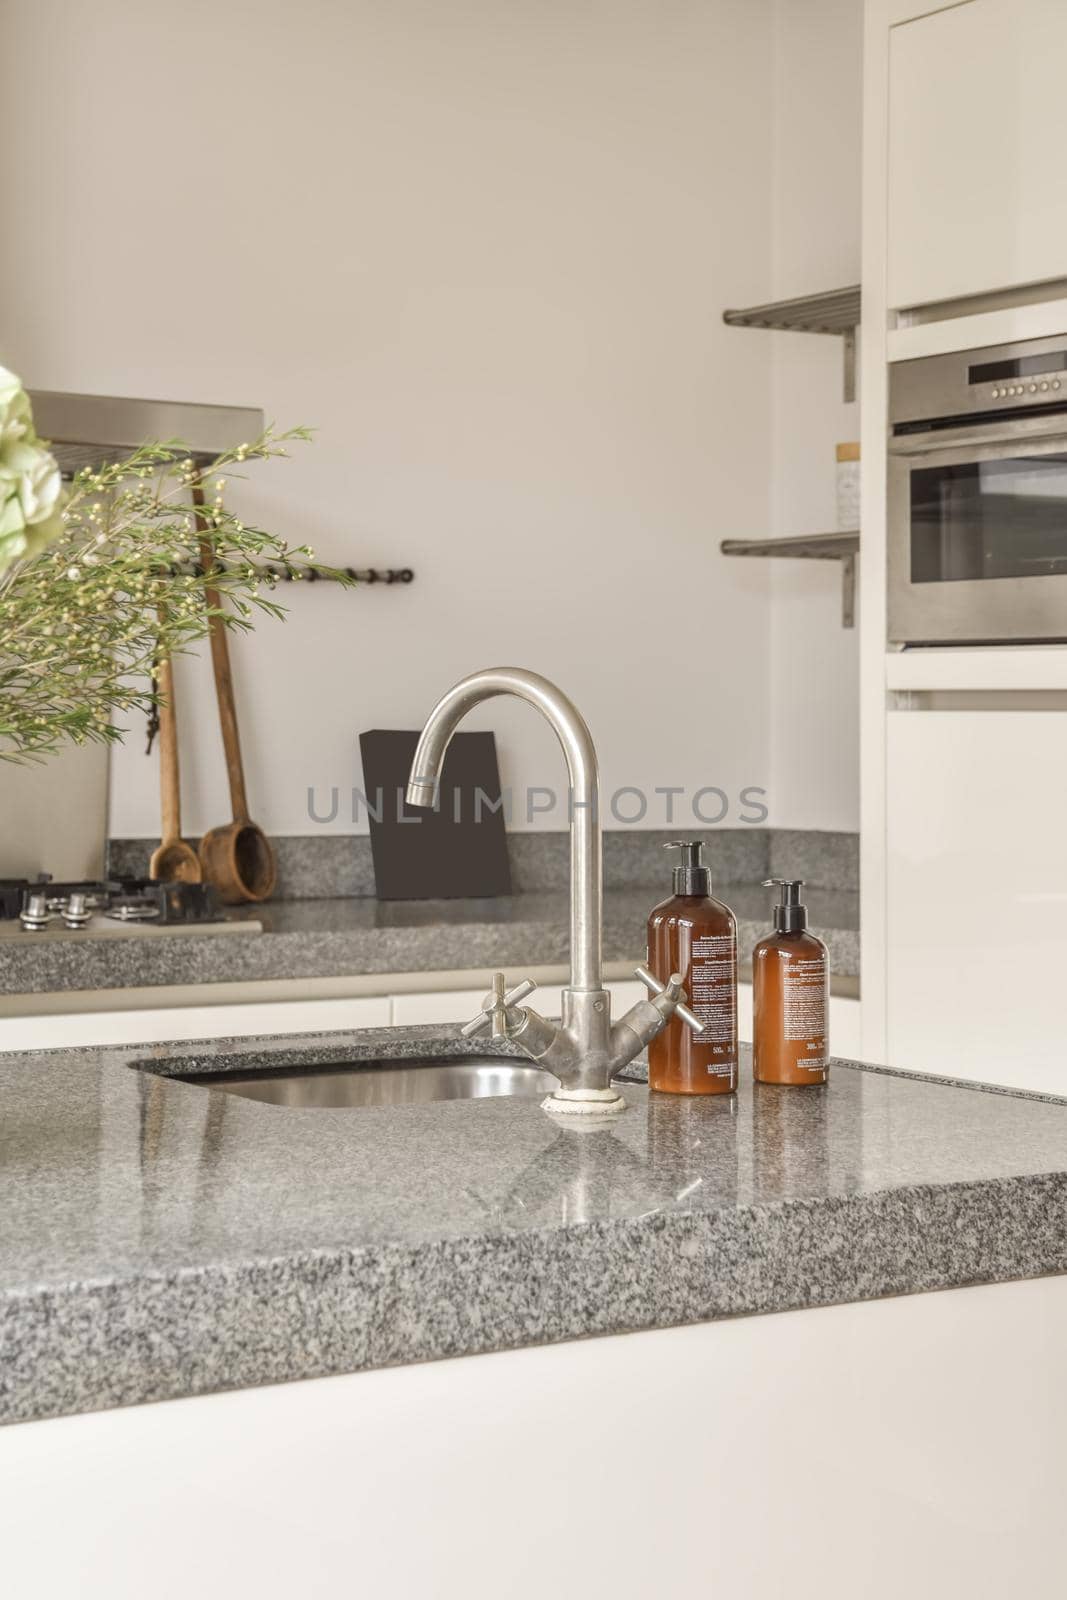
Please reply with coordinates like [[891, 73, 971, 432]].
[[26, 389, 265, 478]]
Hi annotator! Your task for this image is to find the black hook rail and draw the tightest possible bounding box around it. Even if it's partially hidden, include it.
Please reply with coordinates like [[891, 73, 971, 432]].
[[169, 562, 415, 585], [268, 565, 415, 585]]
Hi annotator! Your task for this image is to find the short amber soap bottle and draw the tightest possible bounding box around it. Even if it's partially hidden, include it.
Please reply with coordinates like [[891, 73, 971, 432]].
[[647, 841, 738, 1095], [753, 879, 829, 1086]]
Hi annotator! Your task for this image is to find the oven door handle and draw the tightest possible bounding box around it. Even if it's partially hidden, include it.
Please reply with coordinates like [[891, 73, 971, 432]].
[[889, 421, 1067, 457]]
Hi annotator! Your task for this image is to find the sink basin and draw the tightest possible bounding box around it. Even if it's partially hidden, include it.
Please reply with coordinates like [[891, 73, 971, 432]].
[[180, 1057, 552, 1109]]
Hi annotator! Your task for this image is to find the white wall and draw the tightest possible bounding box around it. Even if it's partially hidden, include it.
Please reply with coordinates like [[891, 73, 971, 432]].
[[2, 0, 862, 840], [2, 0, 778, 836], [767, 0, 863, 830]]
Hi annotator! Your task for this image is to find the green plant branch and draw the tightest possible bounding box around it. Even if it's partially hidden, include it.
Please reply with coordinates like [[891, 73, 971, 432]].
[[0, 426, 353, 762]]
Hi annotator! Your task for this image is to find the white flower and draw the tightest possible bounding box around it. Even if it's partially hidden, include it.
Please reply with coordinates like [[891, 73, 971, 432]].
[[0, 366, 33, 453], [0, 368, 65, 576], [13, 443, 61, 525]]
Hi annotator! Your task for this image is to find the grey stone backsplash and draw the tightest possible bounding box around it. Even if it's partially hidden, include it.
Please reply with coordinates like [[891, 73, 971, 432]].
[[768, 829, 858, 894], [109, 827, 858, 901]]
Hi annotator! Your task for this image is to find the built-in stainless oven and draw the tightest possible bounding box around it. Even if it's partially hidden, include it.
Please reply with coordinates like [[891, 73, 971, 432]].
[[889, 333, 1067, 644]]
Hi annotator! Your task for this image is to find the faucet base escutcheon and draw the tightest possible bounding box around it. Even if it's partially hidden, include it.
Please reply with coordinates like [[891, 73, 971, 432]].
[[541, 1085, 628, 1117]]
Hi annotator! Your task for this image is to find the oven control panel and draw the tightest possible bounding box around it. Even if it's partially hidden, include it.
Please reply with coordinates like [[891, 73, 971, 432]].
[[989, 377, 1062, 399], [890, 335, 1067, 432], [972, 348, 1067, 405]]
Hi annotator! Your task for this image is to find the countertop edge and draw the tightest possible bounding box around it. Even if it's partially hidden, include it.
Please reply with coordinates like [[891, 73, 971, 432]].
[[3, 1169, 1066, 1428]]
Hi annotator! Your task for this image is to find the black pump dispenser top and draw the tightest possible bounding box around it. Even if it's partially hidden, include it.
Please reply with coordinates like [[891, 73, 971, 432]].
[[764, 877, 807, 934], [666, 840, 710, 897]]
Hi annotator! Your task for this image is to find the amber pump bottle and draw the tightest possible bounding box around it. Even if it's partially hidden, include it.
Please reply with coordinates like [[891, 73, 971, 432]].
[[753, 879, 829, 1086], [647, 841, 738, 1095]]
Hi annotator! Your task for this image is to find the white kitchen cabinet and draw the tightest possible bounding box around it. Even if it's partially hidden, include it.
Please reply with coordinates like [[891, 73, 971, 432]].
[[886, 708, 1067, 1093], [887, 0, 1067, 309], [389, 987, 491, 1026], [828, 994, 862, 1061], [393, 980, 864, 1064], [738, 979, 753, 1044], [4, 1275, 1066, 1599], [0, 996, 393, 1053], [1, 980, 860, 1060], [391, 979, 647, 1027]]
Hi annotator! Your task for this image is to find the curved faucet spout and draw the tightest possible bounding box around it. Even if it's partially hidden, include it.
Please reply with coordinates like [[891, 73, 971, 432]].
[[406, 668, 602, 992]]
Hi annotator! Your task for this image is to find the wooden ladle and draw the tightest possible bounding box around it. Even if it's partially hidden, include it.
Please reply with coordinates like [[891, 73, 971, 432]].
[[148, 643, 202, 884], [193, 481, 277, 903]]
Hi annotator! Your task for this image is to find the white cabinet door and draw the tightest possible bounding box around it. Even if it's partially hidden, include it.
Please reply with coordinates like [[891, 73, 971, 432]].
[[828, 996, 862, 1062], [392, 980, 647, 1028], [393, 982, 861, 1063], [886, 709, 1067, 1093], [888, 0, 1067, 309], [605, 980, 647, 1016], [0, 996, 393, 1053], [390, 989, 490, 1026], [738, 981, 754, 1044], [6, 1278, 1067, 1600]]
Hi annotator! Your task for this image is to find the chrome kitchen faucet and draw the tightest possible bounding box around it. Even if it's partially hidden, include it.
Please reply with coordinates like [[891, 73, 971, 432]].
[[406, 668, 702, 1115]]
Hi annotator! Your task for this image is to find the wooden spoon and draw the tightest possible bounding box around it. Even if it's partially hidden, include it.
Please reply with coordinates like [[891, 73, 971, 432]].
[[193, 480, 277, 904], [148, 642, 202, 884]]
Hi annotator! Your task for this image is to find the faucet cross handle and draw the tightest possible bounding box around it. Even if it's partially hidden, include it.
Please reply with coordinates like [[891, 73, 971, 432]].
[[461, 973, 537, 1040], [634, 965, 704, 1033]]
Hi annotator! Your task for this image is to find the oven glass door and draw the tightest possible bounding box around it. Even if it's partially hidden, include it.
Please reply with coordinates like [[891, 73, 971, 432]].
[[889, 432, 1067, 643], [911, 452, 1067, 583]]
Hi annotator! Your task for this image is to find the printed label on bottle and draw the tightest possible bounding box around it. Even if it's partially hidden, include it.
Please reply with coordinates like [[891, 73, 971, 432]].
[[783, 958, 827, 1066], [689, 932, 737, 1071]]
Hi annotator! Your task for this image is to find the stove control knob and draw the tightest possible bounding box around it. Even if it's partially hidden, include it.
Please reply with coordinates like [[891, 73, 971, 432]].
[[20, 890, 52, 932], [62, 892, 92, 930]]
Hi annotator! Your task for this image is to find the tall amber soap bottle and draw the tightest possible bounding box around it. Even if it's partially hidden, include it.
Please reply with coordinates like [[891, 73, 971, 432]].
[[753, 879, 829, 1086], [647, 841, 738, 1095]]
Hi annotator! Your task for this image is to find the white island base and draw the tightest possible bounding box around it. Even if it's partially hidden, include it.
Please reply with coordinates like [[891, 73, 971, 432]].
[[2, 1272, 1064, 1599]]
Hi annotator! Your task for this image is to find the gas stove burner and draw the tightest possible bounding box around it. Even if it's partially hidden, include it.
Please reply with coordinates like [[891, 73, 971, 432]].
[[106, 900, 162, 923], [109, 880, 223, 924], [2, 873, 225, 930], [4, 877, 120, 930], [2, 878, 118, 916]]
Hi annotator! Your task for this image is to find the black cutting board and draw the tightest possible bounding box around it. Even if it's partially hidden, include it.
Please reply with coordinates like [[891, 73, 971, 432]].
[[359, 729, 512, 901]]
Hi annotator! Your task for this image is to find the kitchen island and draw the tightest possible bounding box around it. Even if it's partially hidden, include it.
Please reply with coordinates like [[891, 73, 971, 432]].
[[2, 1027, 1066, 1597], [3, 1025, 1064, 1425]]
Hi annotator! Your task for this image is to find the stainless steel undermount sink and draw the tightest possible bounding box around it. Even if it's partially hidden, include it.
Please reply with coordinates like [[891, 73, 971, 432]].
[[181, 1057, 552, 1109]]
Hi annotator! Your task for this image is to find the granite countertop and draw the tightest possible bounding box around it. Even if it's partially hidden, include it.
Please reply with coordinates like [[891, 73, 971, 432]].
[[2, 1023, 1065, 1427], [0, 882, 859, 997]]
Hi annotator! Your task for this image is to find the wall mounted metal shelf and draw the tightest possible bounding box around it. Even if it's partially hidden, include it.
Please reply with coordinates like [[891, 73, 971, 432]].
[[720, 529, 859, 628], [722, 285, 862, 401]]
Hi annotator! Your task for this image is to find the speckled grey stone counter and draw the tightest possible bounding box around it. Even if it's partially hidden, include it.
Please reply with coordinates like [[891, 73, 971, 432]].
[[0, 883, 859, 996], [1, 1025, 1065, 1426]]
